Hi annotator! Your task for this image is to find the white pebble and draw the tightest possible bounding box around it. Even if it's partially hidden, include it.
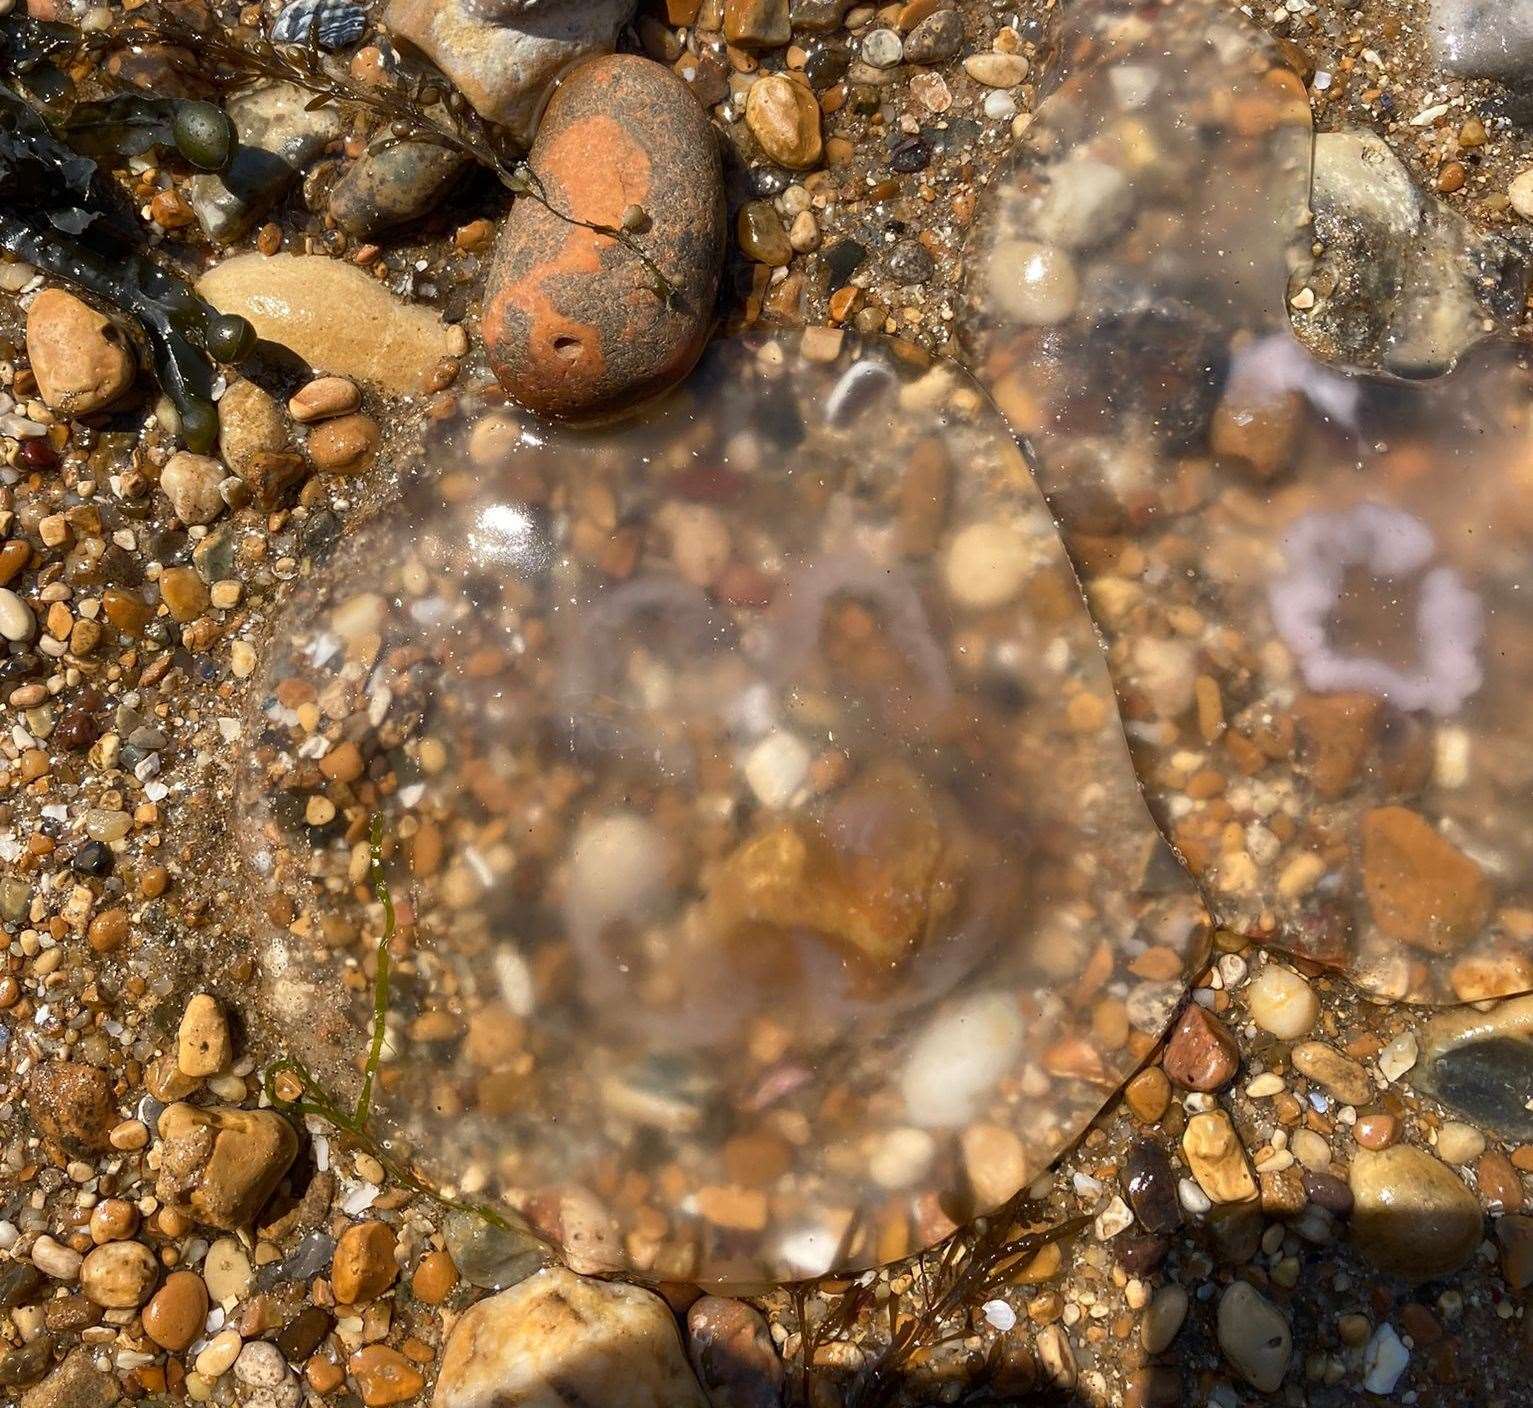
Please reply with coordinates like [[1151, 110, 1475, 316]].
[[1378, 1031, 1419, 1083], [743, 731, 812, 809], [943, 521, 1029, 610], [983, 89, 1017, 120], [1177, 1178, 1212, 1216], [982, 1299, 1017, 1332], [1363, 1322, 1410, 1394], [1510, 169, 1533, 221], [30, 1234, 82, 1280], [0, 587, 35, 643], [900, 992, 1025, 1127], [1245, 964, 1319, 1040], [861, 27, 903, 67], [1094, 1195, 1134, 1240]]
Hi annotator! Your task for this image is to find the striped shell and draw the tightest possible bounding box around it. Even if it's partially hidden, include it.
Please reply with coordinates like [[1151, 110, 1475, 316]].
[[270, 0, 368, 49]]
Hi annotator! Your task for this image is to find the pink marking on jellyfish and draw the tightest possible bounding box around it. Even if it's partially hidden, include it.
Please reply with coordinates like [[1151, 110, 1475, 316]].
[[1225, 332, 1363, 434], [1267, 502, 1484, 716]]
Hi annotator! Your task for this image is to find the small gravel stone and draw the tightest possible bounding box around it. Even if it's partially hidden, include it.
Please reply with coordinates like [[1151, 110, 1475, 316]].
[[160, 452, 226, 526], [963, 52, 1028, 86], [30, 1236, 82, 1281], [141, 1270, 209, 1351], [177, 993, 232, 1077], [289, 374, 361, 423], [1245, 965, 1319, 1039], [0, 587, 35, 643], [744, 73, 823, 170], [331, 1220, 398, 1304], [1436, 1121, 1486, 1165], [1163, 1005, 1240, 1091], [1182, 1111, 1258, 1205], [905, 9, 962, 63], [1363, 1323, 1411, 1394], [1217, 1280, 1292, 1392], [1350, 1146, 1482, 1279], [1141, 1283, 1188, 1354], [861, 27, 902, 67], [1510, 170, 1533, 221], [79, 1240, 157, 1308], [1291, 1041, 1373, 1106]]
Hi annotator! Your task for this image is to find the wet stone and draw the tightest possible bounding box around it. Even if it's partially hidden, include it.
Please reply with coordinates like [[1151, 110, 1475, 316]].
[[442, 1212, 550, 1291], [1163, 1004, 1240, 1091], [1411, 996, 1533, 1140], [1291, 1041, 1374, 1108], [1217, 1281, 1292, 1393], [435, 1268, 707, 1408], [1125, 1141, 1181, 1235], [275, 1304, 334, 1363], [1350, 1146, 1483, 1280], [0, 1261, 45, 1311], [26, 290, 136, 418], [904, 9, 962, 64], [328, 138, 471, 239], [0, 1336, 54, 1389], [482, 55, 725, 420], [27, 1061, 115, 1154], [687, 1296, 783, 1408]]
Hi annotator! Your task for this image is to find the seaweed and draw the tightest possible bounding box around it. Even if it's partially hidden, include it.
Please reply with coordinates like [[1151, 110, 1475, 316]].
[[788, 1208, 1089, 1408], [263, 816, 547, 1240], [0, 23, 252, 448], [116, 3, 686, 307]]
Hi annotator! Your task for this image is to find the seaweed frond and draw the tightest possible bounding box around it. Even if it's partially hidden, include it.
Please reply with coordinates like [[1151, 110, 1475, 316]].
[[792, 1208, 1090, 1408], [263, 815, 543, 1239]]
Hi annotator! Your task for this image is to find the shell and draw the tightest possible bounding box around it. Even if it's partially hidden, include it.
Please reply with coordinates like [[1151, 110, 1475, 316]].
[[270, 0, 368, 49]]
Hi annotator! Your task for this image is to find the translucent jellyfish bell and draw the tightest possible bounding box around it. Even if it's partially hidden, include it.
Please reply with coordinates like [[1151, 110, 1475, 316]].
[[967, 0, 1533, 1003], [238, 331, 1206, 1283]]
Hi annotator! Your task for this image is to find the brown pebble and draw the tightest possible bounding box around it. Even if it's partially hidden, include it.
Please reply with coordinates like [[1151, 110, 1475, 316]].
[[1162, 1004, 1239, 1091], [1362, 806, 1492, 953], [1124, 1068, 1171, 1123], [1478, 1150, 1524, 1212], [330, 1221, 397, 1305], [159, 566, 209, 623], [86, 907, 129, 954], [289, 376, 361, 424], [142, 1269, 209, 1352], [409, 1250, 458, 1306], [348, 1345, 424, 1407], [1355, 1113, 1399, 1150], [306, 413, 380, 474]]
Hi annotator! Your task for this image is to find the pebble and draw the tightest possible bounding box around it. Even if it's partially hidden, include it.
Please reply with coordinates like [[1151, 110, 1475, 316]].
[[348, 1345, 425, 1407], [202, 1235, 253, 1303], [159, 452, 226, 526], [1350, 1146, 1483, 1279], [738, 201, 792, 267], [1362, 806, 1492, 953], [1217, 1281, 1292, 1393], [1124, 1068, 1171, 1123], [234, 1339, 289, 1388], [745, 73, 824, 169], [1182, 1111, 1258, 1205], [0, 587, 35, 643], [79, 1240, 157, 1308], [985, 239, 1079, 325], [189, 84, 344, 242], [155, 1103, 299, 1230], [27, 1061, 115, 1153], [1436, 1121, 1486, 1165], [30, 1236, 82, 1281], [1510, 170, 1533, 221], [1125, 1141, 1182, 1235], [482, 55, 725, 420], [26, 288, 136, 417], [1363, 1323, 1411, 1394], [384, 0, 630, 144], [288, 375, 360, 423], [943, 521, 1028, 609], [1496, 1214, 1533, 1288], [411, 1249, 458, 1305], [1163, 1004, 1240, 1090], [1291, 1041, 1373, 1107], [1245, 965, 1318, 1039], [177, 993, 232, 1077], [330, 1220, 398, 1304], [1141, 1283, 1187, 1354], [961, 1123, 1028, 1210], [329, 137, 471, 239], [306, 412, 381, 474], [861, 27, 903, 67], [160, 566, 209, 623], [217, 378, 301, 508], [434, 1267, 708, 1408], [900, 991, 1025, 1127], [687, 1296, 782, 1408], [905, 9, 963, 63], [141, 1269, 209, 1351], [194, 1326, 243, 1378], [199, 253, 461, 394], [963, 52, 1028, 86], [1378, 1031, 1419, 1083]]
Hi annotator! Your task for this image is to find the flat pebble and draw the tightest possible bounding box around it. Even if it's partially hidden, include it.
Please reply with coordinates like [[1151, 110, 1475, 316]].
[[1217, 1280, 1292, 1392]]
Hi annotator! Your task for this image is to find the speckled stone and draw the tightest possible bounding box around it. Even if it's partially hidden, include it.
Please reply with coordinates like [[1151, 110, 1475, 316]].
[[482, 55, 725, 421]]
